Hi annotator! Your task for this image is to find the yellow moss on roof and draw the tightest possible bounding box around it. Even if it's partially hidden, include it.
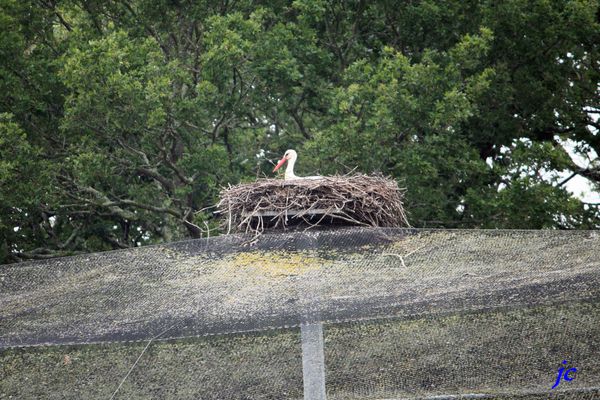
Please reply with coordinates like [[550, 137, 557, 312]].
[[227, 251, 323, 277]]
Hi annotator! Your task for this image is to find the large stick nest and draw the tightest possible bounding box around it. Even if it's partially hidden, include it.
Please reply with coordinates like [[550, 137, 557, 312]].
[[217, 174, 409, 235]]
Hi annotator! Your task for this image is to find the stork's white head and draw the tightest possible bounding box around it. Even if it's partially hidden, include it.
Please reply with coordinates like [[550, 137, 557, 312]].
[[272, 149, 297, 173]]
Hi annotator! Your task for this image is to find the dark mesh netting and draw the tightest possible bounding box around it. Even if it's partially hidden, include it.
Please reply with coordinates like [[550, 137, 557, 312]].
[[1, 228, 599, 399]]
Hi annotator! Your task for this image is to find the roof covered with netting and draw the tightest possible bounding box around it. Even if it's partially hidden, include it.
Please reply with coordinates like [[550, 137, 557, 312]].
[[2, 228, 599, 348], [1, 228, 599, 399]]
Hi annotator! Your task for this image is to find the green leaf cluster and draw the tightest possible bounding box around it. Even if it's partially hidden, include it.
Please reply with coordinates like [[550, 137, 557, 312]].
[[1, 0, 598, 263]]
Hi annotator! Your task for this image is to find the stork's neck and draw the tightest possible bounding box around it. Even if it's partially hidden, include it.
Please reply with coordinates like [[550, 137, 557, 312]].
[[285, 154, 297, 180]]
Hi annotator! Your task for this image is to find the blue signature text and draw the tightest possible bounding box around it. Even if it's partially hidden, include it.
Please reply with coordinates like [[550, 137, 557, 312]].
[[552, 360, 577, 389]]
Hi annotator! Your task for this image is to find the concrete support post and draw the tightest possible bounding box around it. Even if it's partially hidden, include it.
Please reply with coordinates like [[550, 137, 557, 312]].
[[301, 322, 327, 400]]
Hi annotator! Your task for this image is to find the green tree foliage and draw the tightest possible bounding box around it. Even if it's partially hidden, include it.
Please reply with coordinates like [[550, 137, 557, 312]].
[[0, 0, 598, 262]]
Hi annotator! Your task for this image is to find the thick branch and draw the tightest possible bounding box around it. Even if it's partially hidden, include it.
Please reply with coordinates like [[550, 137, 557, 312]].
[[57, 225, 80, 250], [578, 167, 600, 183], [14, 248, 85, 260], [564, 155, 600, 185], [38, 0, 73, 31], [291, 109, 311, 139], [156, 133, 194, 185], [558, 172, 578, 187], [136, 167, 176, 193], [105, 199, 181, 218], [79, 186, 139, 220], [116, 139, 177, 192]]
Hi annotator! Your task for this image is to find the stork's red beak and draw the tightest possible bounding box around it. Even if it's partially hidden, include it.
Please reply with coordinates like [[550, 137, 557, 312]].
[[273, 157, 287, 172]]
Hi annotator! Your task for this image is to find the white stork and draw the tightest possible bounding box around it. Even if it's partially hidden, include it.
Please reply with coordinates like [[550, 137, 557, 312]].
[[272, 149, 322, 180]]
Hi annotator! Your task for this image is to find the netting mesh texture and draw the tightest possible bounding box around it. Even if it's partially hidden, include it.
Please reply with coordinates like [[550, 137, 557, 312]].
[[1, 228, 599, 399]]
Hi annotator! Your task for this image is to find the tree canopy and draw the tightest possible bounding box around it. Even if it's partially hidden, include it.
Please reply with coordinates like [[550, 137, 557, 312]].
[[1, 0, 599, 263]]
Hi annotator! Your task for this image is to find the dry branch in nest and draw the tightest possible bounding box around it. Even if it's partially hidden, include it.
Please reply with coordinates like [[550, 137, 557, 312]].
[[216, 174, 409, 236]]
